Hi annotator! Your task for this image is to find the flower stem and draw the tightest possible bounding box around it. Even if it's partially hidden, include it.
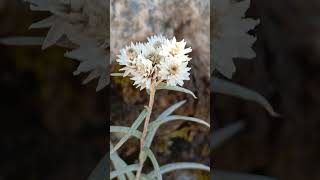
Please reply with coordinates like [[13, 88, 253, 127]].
[[135, 83, 156, 180]]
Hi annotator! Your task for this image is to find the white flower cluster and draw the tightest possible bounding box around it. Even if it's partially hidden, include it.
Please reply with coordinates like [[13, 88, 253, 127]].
[[117, 35, 192, 90]]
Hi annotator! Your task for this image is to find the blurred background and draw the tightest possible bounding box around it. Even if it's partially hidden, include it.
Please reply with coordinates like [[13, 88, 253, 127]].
[[1, 0, 320, 180], [110, 0, 210, 179], [213, 0, 320, 180], [0, 1, 107, 180]]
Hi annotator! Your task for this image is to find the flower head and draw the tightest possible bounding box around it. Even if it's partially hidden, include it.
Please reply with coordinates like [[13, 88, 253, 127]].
[[159, 57, 191, 86], [211, 0, 259, 78], [116, 35, 192, 90], [160, 37, 192, 58]]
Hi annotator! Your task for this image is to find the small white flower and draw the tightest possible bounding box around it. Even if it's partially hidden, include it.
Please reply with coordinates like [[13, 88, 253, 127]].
[[159, 57, 191, 86], [160, 37, 192, 58], [147, 35, 167, 49], [129, 55, 154, 90], [117, 42, 139, 66], [142, 44, 163, 65]]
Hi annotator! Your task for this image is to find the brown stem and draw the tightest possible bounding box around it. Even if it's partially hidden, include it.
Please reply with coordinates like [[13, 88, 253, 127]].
[[135, 83, 157, 180]]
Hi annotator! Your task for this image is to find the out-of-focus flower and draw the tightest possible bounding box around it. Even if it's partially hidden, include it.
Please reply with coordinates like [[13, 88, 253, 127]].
[[116, 35, 192, 90], [211, 0, 259, 78], [25, 0, 109, 91]]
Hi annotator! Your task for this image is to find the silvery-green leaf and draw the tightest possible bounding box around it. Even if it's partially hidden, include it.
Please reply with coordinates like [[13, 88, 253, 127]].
[[110, 144, 126, 180], [0, 37, 44, 46], [156, 83, 197, 99], [88, 153, 108, 180], [212, 170, 276, 180], [110, 164, 139, 179], [155, 100, 186, 121], [148, 162, 210, 179], [211, 121, 245, 149], [143, 148, 162, 180], [110, 107, 150, 154], [145, 115, 209, 148], [144, 100, 187, 148], [110, 73, 124, 77], [110, 143, 135, 180], [212, 78, 279, 117], [110, 126, 142, 139], [154, 115, 210, 128]]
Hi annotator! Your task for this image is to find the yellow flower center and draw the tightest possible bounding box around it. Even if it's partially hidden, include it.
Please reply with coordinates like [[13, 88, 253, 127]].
[[169, 65, 178, 75]]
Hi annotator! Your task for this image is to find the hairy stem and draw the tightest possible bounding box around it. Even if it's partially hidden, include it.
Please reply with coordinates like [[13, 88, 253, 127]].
[[135, 83, 156, 180]]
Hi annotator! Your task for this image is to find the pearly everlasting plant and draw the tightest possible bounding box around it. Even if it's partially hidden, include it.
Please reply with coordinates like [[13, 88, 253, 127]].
[[111, 35, 209, 180]]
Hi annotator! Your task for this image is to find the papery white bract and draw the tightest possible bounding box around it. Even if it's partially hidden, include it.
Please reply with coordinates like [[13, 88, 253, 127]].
[[116, 35, 192, 90]]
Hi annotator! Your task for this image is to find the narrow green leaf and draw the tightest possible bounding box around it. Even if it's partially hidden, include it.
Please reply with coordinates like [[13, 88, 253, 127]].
[[148, 162, 210, 179], [154, 115, 210, 128], [212, 78, 279, 117], [110, 164, 139, 179], [156, 83, 197, 99], [110, 126, 142, 139], [110, 143, 135, 180], [156, 100, 187, 121], [110, 148, 126, 180], [88, 153, 108, 180], [143, 148, 162, 180], [145, 100, 187, 148], [145, 115, 209, 148], [211, 121, 245, 149], [110, 108, 149, 154], [111, 73, 124, 77]]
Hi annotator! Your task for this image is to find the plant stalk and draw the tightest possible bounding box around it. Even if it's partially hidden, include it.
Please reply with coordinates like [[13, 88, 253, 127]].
[[135, 83, 156, 180]]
